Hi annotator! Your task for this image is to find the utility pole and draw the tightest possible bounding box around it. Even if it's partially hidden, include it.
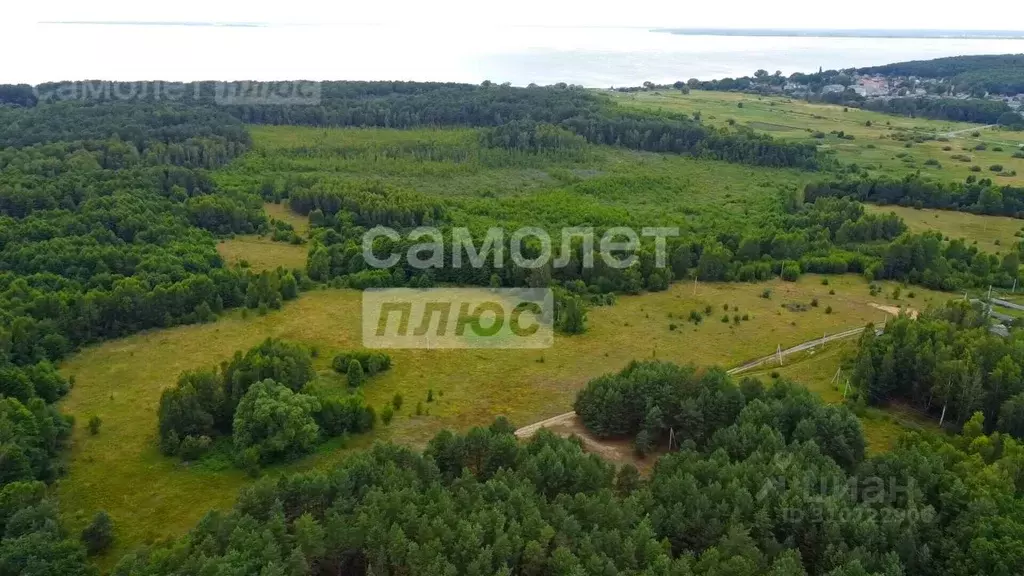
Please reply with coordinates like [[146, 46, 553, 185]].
[[693, 275, 698, 296]]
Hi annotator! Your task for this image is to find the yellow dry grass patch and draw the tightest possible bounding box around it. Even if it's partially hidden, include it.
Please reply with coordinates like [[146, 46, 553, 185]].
[[216, 236, 307, 272]]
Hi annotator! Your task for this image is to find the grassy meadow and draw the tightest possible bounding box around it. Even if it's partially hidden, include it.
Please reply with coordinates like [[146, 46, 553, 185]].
[[613, 90, 1024, 185], [57, 273, 948, 561], [864, 203, 1024, 255], [216, 236, 308, 272]]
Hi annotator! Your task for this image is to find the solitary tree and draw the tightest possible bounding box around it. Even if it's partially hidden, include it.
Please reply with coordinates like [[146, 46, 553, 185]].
[[81, 511, 114, 555]]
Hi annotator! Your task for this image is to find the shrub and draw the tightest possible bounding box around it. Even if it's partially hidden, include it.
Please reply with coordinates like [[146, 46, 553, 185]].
[[971, 131, 981, 137], [427, 389, 435, 403], [88, 415, 102, 435], [825, 306, 833, 314], [346, 360, 365, 386], [924, 159, 941, 167], [761, 289, 772, 299], [781, 261, 801, 281], [811, 298, 819, 307], [316, 396, 375, 436], [381, 405, 394, 426], [829, 289, 836, 295], [81, 511, 114, 556], [704, 305, 713, 314], [332, 351, 392, 376], [942, 145, 952, 151], [770, 371, 780, 379], [971, 165, 982, 172], [990, 164, 1004, 172], [392, 393, 404, 411], [742, 313, 750, 321], [688, 310, 703, 324], [669, 323, 678, 331], [178, 435, 212, 460], [721, 314, 730, 323], [821, 278, 829, 285]]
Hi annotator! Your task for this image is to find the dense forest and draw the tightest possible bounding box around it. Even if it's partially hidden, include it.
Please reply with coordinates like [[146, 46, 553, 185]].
[[851, 300, 1024, 432], [858, 54, 1024, 96], [0, 101, 302, 575]]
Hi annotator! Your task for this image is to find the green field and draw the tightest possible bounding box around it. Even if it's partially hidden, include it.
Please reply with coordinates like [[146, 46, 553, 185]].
[[614, 90, 1024, 184], [864, 203, 1024, 255], [264, 200, 310, 236], [57, 273, 947, 560], [216, 235, 308, 272]]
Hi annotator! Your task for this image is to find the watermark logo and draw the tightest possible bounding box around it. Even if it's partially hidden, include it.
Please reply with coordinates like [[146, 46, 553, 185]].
[[213, 81, 322, 106], [362, 288, 554, 349], [363, 226, 679, 271], [30, 80, 322, 105], [756, 454, 935, 526]]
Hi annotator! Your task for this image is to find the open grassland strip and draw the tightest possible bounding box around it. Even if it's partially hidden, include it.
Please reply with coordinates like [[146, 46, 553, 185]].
[[864, 204, 1024, 256], [612, 90, 1024, 185]]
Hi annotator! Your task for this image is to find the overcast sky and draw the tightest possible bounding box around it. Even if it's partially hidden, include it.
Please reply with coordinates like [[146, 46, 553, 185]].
[[7, 0, 1024, 30]]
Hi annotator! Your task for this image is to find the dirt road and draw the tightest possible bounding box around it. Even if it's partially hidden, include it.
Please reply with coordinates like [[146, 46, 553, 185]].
[[516, 324, 872, 439]]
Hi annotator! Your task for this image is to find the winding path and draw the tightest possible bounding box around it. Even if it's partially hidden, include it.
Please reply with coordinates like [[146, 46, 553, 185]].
[[939, 124, 995, 138]]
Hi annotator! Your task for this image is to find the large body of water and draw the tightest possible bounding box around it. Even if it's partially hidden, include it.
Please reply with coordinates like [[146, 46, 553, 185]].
[[5, 24, 1024, 86]]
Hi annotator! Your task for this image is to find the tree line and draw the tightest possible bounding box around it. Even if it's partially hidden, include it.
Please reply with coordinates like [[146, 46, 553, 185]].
[[805, 174, 1024, 218], [2, 81, 822, 170], [862, 96, 1014, 124]]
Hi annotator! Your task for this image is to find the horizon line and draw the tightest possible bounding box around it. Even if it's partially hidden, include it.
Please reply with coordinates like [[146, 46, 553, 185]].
[[35, 22, 1024, 33]]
